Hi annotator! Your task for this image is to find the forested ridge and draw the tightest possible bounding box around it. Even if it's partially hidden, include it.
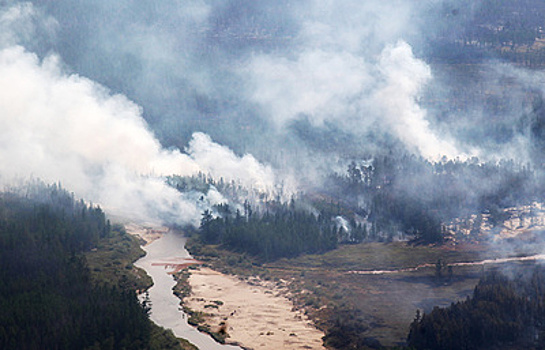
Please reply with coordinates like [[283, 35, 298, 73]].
[[408, 265, 545, 350], [189, 154, 540, 262], [329, 155, 540, 244], [0, 182, 170, 350]]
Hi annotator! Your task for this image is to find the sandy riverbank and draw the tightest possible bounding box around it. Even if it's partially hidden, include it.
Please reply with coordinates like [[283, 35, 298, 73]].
[[126, 225, 323, 349], [185, 267, 325, 350]]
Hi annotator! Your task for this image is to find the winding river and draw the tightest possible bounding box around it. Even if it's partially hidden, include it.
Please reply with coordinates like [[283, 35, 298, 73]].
[[134, 230, 241, 350], [135, 228, 545, 349]]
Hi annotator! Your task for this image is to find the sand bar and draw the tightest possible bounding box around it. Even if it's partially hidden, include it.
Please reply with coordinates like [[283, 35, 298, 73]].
[[186, 267, 326, 350]]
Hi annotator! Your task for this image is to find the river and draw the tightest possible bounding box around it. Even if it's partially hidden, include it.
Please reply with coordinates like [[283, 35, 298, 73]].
[[134, 230, 241, 350]]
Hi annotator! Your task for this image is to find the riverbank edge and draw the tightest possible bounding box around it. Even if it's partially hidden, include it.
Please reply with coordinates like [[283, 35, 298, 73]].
[[173, 265, 328, 350], [122, 224, 199, 350], [173, 236, 327, 350], [172, 266, 256, 350]]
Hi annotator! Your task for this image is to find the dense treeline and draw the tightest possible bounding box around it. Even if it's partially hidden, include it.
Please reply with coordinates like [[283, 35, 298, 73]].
[[199, 201, 341, 261], [0, 182, 152, 350], [188, 154, 539, 250], [167, 172, 284, 205], [330, 155, 538, 244], [407, 265, 545, 350]]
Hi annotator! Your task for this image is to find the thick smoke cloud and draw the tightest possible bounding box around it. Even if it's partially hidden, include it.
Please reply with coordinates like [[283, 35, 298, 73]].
[[0, 2, 281, 225], [22, 0, 473, 163], [240, 0, 476, 160], [374, 41, 464, 159], [3, 0, 545, 223], [245, 39, 464, 159]]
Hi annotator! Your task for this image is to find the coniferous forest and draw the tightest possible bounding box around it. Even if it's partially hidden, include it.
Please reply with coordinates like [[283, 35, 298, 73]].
[[0, 182, 153, 350], [192, 153, 540, 262], [199, 202, 340, 261], [408, 265, 545, 350], [327, 154, 540, 244]]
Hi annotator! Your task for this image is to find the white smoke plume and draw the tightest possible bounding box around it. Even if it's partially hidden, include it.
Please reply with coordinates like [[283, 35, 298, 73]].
[[20, 0, 481, 165], [0, 3, 281, 225], [373, 41, 466, 159], [186, 133, 277, 192], [238, 0, 478, 162], [245, 39, 466, 160], [2, 0, 534, 227]]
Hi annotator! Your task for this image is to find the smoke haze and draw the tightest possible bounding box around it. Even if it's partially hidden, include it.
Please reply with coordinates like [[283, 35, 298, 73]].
[[0, 2, 283, 224], [2, 0, 545, 223]]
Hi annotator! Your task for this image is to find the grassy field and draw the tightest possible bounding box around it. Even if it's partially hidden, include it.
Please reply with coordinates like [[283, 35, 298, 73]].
[[187, 239, 512, 348], [85, 225, 152, 291]]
